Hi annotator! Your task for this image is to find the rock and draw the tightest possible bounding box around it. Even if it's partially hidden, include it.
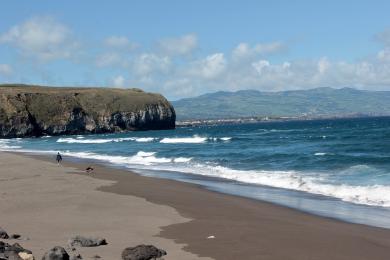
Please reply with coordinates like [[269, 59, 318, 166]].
[[0, 241, 33, 260], [18, 252, 34, 260], [5, 251, 23, 260], [68, 236, 107, 247], [69, 254, 82, 260], [0, 228, 9, 239], [0, 85, 176, 138], [41, 246, 69, 260], [121, 245, 167, 260], [10, 235, 21, 240]]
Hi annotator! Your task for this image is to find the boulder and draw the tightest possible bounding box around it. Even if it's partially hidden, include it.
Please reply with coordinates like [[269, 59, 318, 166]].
[[121, 245, 166, 260], [68, 236, 107, 247], [41, 246, 69, 260], [69, 254, 82, 260], [0, 228, 9, 239], [4, 251, 22, 260], [0, 242, 33, 260], [18, 252, 34, 260]]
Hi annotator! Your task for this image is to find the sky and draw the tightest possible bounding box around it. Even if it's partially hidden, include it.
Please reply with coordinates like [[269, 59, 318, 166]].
[[1, 0, 390, 100]]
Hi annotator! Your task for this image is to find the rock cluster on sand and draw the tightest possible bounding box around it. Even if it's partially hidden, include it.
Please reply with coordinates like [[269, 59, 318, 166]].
[[121, 245, 167, 260], [0, 241, 33, 260], [41, 246, 69, 260], [1, 229, 166, 260], [68, 236, 107, 247], [0, 228, 9, 239]]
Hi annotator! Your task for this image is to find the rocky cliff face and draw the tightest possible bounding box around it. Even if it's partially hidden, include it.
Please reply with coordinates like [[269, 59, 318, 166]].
[[0, 84, 175, 138]]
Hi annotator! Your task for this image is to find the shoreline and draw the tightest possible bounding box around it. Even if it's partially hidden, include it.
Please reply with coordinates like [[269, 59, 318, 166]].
[[23, 152, 390, 260]]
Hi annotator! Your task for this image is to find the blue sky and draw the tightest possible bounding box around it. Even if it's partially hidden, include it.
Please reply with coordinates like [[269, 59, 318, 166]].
[[1, 0, 390, 99]]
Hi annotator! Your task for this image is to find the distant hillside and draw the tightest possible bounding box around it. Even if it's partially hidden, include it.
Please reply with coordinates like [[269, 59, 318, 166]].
[[172, 87, 390, 120]]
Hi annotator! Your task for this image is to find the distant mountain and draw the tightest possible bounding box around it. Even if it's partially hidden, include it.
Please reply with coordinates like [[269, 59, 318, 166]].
[[172, 87, 390, 120]]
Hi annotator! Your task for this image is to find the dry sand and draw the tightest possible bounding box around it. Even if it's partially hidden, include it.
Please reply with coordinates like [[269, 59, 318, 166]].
[[0, 152, 211, 259], [1, 151, 390, 260]]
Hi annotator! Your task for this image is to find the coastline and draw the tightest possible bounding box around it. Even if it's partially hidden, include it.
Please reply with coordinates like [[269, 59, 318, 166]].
[[3, 151, 390, 259]]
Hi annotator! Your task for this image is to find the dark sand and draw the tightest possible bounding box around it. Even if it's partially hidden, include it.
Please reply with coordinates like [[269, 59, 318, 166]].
[[59, 158, 390, 260]]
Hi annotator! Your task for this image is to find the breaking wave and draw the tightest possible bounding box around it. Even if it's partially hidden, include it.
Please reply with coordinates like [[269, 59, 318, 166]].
[[57, 137, 156, 144], [62, 150, 192, 166], [160, 135, 232, 144], [0, 140, 22, 150], [56, 150, 390, 208]]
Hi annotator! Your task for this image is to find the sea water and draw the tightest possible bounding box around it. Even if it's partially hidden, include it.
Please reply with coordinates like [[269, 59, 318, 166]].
[[1, 116, 390, 228]]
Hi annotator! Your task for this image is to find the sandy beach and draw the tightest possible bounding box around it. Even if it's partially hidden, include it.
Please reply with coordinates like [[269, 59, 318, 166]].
[[0, 152, 211, 259], [1, 151, 390, 260]]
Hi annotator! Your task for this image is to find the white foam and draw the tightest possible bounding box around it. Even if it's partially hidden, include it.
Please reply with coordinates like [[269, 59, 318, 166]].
[[160, 135, 207, 144], [62, 150, 192, 166], [57, 138, 111, 144], [54, 149, 390, 208], [56, 137, 156, 144], [168, 164, 390, 207], [173, 157, 193, 163], [220, 137, 232, 141], [134, 137, 156, 142], [314, 152, 327, 156], [0, 140, 22, 150]]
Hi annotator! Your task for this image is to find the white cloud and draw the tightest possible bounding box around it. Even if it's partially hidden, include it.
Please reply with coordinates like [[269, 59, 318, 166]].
[[376, 28, 390, 46], [377, 48, 390, 61], [0, 64, 13, 76], [132, 53, 171, 76], [96, 52, 124, 67], [158, 34, 197, 55], [188, 53, 226, 79], [252, 60, 270, 75], [0, 16, 79, 62], [104, 36, 138, 50], [254, 42, 286, 55], [112, 75, 125, 88], [317, 57, 330, 74], [232, 41, 286, 60]]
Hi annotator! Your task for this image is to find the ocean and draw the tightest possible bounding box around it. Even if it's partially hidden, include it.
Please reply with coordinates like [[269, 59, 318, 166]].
[[1, 116, 390, 228]]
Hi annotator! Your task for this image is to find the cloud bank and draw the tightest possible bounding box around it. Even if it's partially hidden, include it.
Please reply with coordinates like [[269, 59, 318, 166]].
[[1, 16, 390, 99]]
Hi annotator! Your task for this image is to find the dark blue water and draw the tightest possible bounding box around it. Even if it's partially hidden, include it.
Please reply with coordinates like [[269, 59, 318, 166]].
[[1, 116, 390, 228]]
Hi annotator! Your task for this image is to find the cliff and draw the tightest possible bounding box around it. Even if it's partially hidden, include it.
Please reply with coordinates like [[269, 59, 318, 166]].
[[0, 84, 176, 138]]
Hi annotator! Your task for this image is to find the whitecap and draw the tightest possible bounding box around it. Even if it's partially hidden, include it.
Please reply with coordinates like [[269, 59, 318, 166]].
[[56, 137, 155, 144], [220, 137, 232, 141], [160, 135, 207, 144]]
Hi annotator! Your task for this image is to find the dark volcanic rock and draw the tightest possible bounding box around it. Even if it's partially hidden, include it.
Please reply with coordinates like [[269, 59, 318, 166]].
[[0, 241, 33, 260], [68, 236, 107, 247], [121, 245, 167, 260], [9, 235, 20, 240], [70, 254, 82, 260], [41, 246, 69, 260], [0, 228, 9, 239], [0, 84, 176, 138]]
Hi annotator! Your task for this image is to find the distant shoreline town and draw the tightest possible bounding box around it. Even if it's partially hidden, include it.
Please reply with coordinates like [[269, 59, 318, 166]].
[[176, 113, 390, 127]]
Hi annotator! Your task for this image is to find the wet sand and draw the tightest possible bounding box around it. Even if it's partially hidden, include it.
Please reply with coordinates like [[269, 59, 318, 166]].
[[2, 151, 390, 259]]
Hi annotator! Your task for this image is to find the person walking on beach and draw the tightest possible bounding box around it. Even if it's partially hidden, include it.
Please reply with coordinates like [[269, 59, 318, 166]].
[[56, 152, 62, 165]]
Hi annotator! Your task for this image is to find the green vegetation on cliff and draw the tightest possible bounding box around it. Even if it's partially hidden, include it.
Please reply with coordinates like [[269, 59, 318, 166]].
[[0, 84, 175, 138]]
